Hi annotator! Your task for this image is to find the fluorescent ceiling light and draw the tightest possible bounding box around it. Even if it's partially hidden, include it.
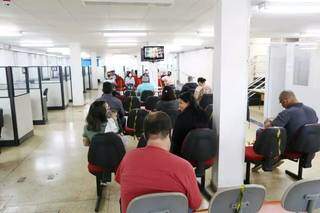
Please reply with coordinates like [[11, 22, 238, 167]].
[[198, 32, 214, 37], [47, 47, 70, 55], [106, 38, 138, 43], [166, 45, 182, 52], [0, 25, 23, 37], [258, 2, 320, 14], [20, 40, 53, 47], [173, 39, 203, 46], [83, 0, 174, 7], [103, 32, 147, 37], [81, 52, 91, 58], [299, 47, 318, 50], [107, 43, 138, 47], [298, 42, 318, 46]]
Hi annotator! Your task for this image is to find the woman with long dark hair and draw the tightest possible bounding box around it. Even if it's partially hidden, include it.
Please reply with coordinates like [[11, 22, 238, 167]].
[[83, 101, 120, 146], [171, 92, 209, 156], [156, 86, 179, 111]]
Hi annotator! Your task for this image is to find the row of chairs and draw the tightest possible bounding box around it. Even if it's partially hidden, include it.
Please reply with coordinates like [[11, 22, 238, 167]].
[[245, 124, 320, 184], [126, 179, 320, 213]]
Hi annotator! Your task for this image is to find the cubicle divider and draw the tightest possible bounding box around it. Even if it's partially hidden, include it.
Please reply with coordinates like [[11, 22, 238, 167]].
[[0, 66, 34, 146], [82, 66, 92, 93], [64, 66, 73, 102], [41, 66, 68, 110], [27, 66, 48, 125]]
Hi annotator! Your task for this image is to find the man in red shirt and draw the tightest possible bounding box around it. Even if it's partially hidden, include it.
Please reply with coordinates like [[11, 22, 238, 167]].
[[116, 112, 202, 213]]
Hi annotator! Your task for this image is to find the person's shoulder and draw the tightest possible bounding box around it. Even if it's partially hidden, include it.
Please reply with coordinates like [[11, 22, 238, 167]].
[[166, 152, 194, 170]]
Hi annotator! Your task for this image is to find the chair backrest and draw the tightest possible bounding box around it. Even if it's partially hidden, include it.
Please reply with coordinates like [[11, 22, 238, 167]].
[[127, 109, 149, 137], [137, 134, 147, 148], [140, 90, 154, 102], [145, 96, 160, 111], [123, 96, 141, 112], [199, 94, 213, 110], [282, 179, 320, 213], [162, 109, 180, 127], [291, 123, 320, 153], [127, 192, 188, 213], [209, 185, 266, 213], [205, 104, 213, 129], [181, 128, 218, 164], [88, 132, 126, 171]]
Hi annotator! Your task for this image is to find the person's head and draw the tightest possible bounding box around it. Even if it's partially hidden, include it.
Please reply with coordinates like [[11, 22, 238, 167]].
[[178, 92, 197, 112], [102, 82, 113, 94], [86, 101, 108, 131], [197, 77, 206, 86], [142, 76, 150, 83], [161, 86, 176, 101], [144, 112, 172, 151], [168, 71, 172, 76], [279, 90, 298, 109], [188, 76, 193, 83]]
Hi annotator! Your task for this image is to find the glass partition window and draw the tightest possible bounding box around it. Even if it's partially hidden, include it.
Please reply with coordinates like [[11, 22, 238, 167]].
[[0, 67, 8, 98], [41, 66, 61, 82], [28, 67, 40, 89], [12, 67, 28, 96], [293, 47, 310, 86]]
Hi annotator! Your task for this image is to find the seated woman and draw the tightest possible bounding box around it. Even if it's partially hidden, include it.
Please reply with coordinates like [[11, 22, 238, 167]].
[[83, 101, 120, 146], [156, 86, 179, 112], [171, 92, 209, 157]]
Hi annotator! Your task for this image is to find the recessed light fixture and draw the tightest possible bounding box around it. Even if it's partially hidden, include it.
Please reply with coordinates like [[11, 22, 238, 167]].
[[173, 39, 203, 46], [20, 40, 54, 47], [103, 32, 147, 37], [0, 25, 23, 37], [47, 47, 70, 55], [107, 43, 138, 47], [257, 1, 320, 14], [106, 38, 139, 43]]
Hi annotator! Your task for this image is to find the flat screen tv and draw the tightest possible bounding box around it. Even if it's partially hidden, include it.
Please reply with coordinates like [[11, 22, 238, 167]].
[[141, 46, 164, 61]]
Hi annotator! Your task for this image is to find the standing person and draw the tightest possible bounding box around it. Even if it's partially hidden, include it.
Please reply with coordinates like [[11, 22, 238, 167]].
[[171, 92, 209, 156], [97, 82, 125, 127], [124, 72, 135, 90], [156, 86, 179, 111], [136, 77, 156, 96], [194, 77, 212, 102], [116, 112, 203, 213], [181, 76, 198, 94]]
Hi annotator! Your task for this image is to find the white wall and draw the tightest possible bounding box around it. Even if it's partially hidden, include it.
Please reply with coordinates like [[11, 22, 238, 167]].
[[178, 48, 213, 85]]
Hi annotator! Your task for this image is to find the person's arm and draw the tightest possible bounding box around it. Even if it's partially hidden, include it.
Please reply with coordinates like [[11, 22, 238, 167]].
[[271, 110, 290, 127], [181, 163, 202, 210], [83, 137, 90, 146], [115, 157, 125, 184]]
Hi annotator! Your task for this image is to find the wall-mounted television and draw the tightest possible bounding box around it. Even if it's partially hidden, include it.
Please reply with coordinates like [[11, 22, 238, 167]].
[[141, 46, 164, 62]]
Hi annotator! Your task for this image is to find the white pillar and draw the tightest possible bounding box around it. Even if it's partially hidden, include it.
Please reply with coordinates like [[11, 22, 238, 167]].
[[91, 52, 99, 89], [70, 43, 84, 106], [212, 0, 250, 188]]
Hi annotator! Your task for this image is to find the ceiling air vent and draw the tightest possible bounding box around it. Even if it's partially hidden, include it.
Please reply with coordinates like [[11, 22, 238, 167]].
[[82, 0, 174, 7]]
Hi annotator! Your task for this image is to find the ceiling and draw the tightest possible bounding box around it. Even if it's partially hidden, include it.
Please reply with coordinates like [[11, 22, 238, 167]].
[[0, 0, 320, 55]]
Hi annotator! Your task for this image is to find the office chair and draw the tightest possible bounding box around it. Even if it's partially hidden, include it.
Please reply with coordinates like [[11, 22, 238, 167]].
[[125, 109, 149, 137], [123, 96, 141, 114], [140, 90, 154, 103]]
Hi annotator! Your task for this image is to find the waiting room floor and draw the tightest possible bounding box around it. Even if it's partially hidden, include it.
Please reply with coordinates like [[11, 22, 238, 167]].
[[0, 90, 319, 213]]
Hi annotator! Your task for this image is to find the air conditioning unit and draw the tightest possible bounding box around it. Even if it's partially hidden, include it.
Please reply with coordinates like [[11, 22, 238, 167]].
[[82, 0, 174, 7]]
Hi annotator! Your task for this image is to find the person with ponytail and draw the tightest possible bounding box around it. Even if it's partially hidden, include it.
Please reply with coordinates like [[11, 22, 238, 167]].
[[171, 92, 209, 156]]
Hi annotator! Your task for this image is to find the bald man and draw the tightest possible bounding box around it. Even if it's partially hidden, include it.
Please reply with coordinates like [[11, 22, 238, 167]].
[[264, 90, 318, 146]]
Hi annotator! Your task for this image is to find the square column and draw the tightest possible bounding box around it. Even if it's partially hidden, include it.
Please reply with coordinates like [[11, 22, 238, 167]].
[[69, 43, 84, 106], [212, 0, 250, 188]]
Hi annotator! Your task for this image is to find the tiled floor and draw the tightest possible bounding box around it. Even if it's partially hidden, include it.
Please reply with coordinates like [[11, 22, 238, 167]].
[[0, 92, 319, 213]]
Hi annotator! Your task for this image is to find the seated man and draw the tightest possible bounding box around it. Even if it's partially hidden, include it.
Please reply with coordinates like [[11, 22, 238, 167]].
[[136, 78, 156, 96], [264, 90, 318, 150], [181, 76, 198, 94], [115, 112, 202, 213], [97, 82, 125, 126]]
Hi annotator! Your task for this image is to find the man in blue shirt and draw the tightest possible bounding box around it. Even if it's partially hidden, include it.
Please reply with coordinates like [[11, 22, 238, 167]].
[[264, 90, 318, 147], [136, 78, 156, 96]]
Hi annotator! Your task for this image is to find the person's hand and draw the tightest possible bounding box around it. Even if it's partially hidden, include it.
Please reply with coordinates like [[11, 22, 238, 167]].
[[264, 119, 272, 128]]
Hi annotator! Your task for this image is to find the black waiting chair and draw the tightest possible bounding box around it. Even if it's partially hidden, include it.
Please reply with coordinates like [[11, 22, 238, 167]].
[[199, 94, 213, 110], [137, 134, 147, 148], [123, 96, 141, 114], [140, 90, 154, 103], [0, 108, 3, 138], [125, 109, 149, 137], [244, 127, 287, 184], [145, 96, 160, 111], [162, 109, 180, 127], [282, 123, 320, 180], [88, 133, 126, 212], [205, 104, 213, 129], [181, 128, 218, 200]]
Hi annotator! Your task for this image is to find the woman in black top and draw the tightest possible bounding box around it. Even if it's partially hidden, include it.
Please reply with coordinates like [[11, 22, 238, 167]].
[[171, 92, 209, 156], [156, 86, 179, 112]]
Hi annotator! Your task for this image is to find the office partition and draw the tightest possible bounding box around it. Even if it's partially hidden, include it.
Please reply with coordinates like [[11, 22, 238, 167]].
[[64, 66, 73, 102]]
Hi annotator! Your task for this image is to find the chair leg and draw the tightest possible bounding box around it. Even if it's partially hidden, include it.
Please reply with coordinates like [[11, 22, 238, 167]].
[[197, 174, 212, 201], [95, 175, 104, 212], [244, 162, 251, 184], [285, 159, 303, 180]]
